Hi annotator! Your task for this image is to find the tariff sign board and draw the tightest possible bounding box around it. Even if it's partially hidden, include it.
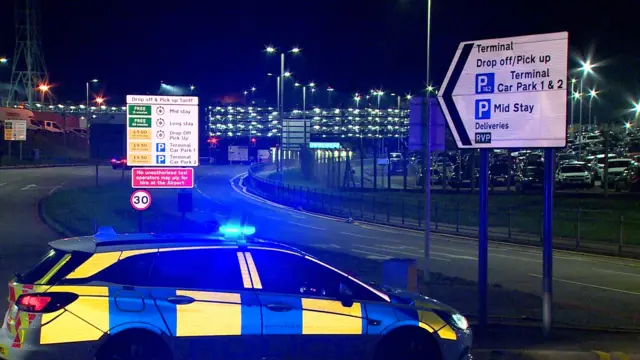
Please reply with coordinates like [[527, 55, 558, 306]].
[[132, 168, 194, 189], [438, 32, 568, 148], [4, 120, 27, 141], [126, 95, 199, 166], [130, 189, 152, 211]]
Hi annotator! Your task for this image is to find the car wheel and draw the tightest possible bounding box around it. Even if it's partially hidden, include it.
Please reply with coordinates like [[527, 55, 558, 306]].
[[95, 330, 171, 360], [374, 327, 440, 360]]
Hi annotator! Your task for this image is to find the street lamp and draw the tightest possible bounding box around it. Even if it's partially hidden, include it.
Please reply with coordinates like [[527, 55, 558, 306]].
[[577, 59, 596, 157], [86, 79, 98, 124], [587, 88, 599, 128], [38, 83, 50, 104], [327, 86, 334, 108], [354, 93, 361, 108], [243, 90, 248, 104], [190, 85, 195, 92], [375, 90, 384, 108], [95, 97, 104, 105]]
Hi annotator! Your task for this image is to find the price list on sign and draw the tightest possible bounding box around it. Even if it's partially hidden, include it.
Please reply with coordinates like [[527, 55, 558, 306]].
[[126, 95, 199, 166]]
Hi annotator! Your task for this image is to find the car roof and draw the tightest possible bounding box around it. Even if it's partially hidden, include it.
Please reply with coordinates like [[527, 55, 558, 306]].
[[49, 228, 309, 256]]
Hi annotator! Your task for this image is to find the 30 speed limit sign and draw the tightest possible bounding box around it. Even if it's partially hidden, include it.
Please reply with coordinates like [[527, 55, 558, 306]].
[[130, 190, 152, 211]]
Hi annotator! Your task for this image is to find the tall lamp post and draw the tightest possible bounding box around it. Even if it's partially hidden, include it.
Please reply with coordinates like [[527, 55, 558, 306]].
[[577, 60, 595, 158], [37, 84, 50, 104], [588, 88, 599, 129], [86, 79, 98, 126]]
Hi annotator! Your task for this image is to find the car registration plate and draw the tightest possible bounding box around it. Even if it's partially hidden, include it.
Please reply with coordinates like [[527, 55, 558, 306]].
[[0, 344, 8, 358]]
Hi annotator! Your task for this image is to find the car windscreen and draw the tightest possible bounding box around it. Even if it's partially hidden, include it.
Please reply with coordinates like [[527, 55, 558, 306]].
[[560, 166, 585, 173]]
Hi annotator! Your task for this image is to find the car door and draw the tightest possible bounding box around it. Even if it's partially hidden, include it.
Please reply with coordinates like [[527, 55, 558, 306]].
[[147, 248, 262, 360], [248, 248, 378, 360]]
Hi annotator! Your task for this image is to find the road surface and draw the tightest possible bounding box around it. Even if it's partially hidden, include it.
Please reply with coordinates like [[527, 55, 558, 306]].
[[0, 166, 124, 310], [1, 165, 639, 330], [194, 166, 640, 329]]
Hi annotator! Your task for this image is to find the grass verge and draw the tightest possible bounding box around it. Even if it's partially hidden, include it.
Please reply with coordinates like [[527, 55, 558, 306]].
[[43, 182, 208, 235]]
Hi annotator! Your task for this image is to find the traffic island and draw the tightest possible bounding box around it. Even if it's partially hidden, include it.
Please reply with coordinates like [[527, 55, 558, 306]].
[[41, 182, 208, 236]]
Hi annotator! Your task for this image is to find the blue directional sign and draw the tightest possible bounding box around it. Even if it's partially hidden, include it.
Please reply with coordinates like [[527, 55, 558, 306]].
[[437, 32, 568, 148]]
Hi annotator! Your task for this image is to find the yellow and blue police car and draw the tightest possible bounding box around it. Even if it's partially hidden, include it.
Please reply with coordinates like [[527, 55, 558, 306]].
[[1, 225, 472, 360]]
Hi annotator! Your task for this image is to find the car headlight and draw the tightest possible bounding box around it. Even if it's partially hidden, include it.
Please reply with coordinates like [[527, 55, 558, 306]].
[[434, 310, 469, 331], [451, 313, 469, 331]]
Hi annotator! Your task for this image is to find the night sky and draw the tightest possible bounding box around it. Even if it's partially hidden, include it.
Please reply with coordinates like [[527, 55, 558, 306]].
[[0, 0, 639, 121]]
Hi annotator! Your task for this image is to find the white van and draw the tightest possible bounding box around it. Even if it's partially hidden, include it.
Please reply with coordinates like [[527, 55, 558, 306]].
[[43, 120, 64, 133], [0, 107, 42, 131]]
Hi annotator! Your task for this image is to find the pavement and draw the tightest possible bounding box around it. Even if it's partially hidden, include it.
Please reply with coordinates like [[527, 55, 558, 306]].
[[3, 164, 640, 358]]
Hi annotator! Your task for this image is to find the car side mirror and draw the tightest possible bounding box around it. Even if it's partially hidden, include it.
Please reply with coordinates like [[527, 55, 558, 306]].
[[338, 284, 354, 308]]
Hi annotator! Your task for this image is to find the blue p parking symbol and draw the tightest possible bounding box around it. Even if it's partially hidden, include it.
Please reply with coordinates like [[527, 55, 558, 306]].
[[156, 155, 166, 164], [475, 73, 494, 94], [156, 143, 166, 152], [475, 99, 491, 120]]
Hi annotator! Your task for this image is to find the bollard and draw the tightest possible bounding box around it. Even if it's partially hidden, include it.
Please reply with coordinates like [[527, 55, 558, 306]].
[[372, 196, 376, 221], [386, 195, 390, 223], [401, 198, 405, 225], [360, 193, 364, 219], [619, 215, 624, 254], [383, 259, 418, 292], [435, 202, 439, 230], [508, 207, 512, 239], [456, 202, 460, 233], [576, 209, 581, 249], [417, 199, 422, 227]]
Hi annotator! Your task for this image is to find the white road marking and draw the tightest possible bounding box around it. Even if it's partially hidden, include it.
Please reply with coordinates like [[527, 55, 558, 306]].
[[431, 245, 475, 253], [353, 244, 450, 262], [377, 244, 421, 251], [339, 231, 403, 242], [0, 183, 6, 187], [287, 221, 326, 231], [290, 214, 306, 219], [351, 249, 392, 260], [266, 216, 281, 221], [594, 268, 640, 278], [528, 274, 640, 296], [359, 224, 422, 237], [311, 244, 341, 249], [490, 253, 541, 263], [48, 186, 61, 195], [20, 184, 37, 190]]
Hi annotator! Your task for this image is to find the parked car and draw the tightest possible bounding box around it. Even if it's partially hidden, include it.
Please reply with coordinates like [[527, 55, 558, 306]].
[[515, 165, 544, 192], [43, 120, 65, 134], [600, 158, 635, 188], [555, 163, 593, 189], [389, 152, 405, 174], [489, 162, 513, 187], [614, 163, 640, 192], [590, 154, 619, 180]]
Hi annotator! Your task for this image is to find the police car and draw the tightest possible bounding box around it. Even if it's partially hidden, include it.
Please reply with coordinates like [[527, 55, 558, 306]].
[[1, 225, 472, 360]]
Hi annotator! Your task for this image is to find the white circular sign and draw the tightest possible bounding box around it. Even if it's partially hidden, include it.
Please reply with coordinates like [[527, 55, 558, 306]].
[[130, 190, 152, 211]]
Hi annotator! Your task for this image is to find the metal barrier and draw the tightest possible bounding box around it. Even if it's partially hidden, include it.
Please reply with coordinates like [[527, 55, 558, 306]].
[[246, 163, 640, 257]]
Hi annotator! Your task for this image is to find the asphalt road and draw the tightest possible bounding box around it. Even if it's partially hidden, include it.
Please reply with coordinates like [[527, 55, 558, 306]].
[[2, 165, 640, 330], [0, 166, 124, 310], [192, 166, 640, 329]]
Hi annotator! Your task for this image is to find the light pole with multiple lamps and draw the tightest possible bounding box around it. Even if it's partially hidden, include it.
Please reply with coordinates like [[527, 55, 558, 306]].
[[577, 59, 595, 158], [587, 88, 599, 128]]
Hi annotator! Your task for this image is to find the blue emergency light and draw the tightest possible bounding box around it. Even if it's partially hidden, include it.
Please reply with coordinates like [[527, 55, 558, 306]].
[[219, 224, 256, 237]]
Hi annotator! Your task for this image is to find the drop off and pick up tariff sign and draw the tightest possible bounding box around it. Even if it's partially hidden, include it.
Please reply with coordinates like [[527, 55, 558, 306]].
[[126, 95, 199, 166], [438, 32, 568, 149]]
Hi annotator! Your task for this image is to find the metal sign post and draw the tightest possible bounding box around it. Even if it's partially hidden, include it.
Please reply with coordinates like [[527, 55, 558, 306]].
[[438, 32, 568, 331]]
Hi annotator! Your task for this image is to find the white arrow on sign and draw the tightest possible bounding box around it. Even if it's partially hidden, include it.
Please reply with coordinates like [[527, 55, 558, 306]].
[[437, 32, 568, 149]]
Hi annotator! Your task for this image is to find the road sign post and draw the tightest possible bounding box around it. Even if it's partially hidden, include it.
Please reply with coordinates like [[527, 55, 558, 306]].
[[438, 32, 568, 332]]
